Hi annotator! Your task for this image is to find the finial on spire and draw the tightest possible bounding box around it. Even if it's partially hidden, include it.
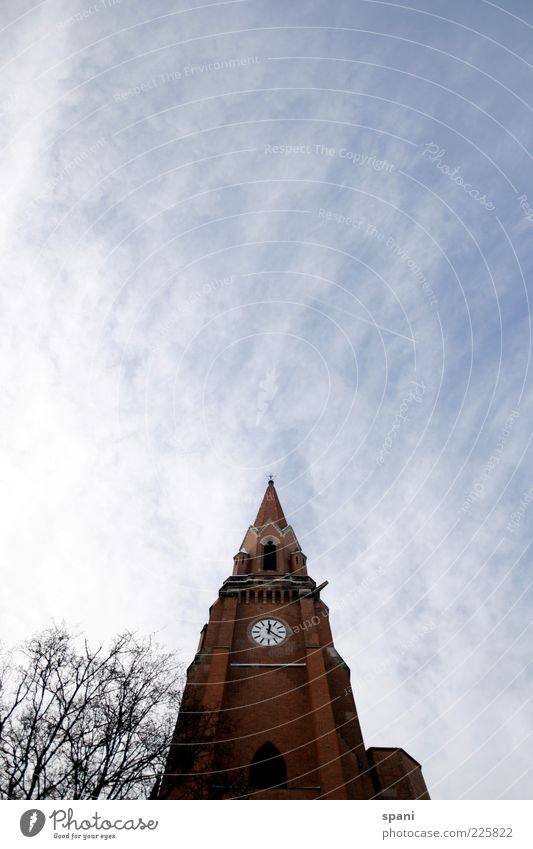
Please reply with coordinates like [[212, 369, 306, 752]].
[[268, 474, 275, 485]]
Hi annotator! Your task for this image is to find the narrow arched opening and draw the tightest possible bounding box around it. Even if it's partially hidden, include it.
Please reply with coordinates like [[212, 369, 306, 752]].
[[249, 743, 287, 789], [263, 541, 277, 571]]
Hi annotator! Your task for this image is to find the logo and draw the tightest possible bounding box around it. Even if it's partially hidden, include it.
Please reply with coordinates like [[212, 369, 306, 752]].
[[20, 809, 46, 837], [254, 366, 279, 428]]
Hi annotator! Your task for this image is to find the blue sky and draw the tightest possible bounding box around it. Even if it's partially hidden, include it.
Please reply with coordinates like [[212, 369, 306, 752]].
[[1, 0, 533, 799]]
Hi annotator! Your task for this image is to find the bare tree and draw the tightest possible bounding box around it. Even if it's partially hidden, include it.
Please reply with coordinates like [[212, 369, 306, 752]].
[[154, 699, 248, 799], [0, 625, 183, 800]]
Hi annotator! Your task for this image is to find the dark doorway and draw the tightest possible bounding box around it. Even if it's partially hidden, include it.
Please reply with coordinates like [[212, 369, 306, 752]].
[[249, 743, 287, 789]]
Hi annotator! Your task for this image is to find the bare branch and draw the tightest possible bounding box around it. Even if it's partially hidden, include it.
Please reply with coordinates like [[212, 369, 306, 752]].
[[0, 625, 183, 799]]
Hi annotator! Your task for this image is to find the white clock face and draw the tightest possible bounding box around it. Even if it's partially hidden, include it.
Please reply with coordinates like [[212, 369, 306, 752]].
[[250, 618, 287, 646]]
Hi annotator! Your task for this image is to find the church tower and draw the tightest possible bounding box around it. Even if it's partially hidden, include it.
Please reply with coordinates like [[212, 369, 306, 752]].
[[156, 480, 430, 800]]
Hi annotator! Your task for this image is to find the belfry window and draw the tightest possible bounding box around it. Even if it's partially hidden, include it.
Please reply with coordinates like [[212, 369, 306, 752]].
[[263, 541, 277, 571], [249, 743, 287, 789]]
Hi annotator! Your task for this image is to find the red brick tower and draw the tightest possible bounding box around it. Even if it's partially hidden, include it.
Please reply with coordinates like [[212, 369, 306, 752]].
[[156, 480, 429, 800]]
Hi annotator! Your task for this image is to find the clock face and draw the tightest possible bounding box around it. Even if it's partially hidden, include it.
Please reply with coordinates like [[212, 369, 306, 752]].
[[250, 618, 287, 647]]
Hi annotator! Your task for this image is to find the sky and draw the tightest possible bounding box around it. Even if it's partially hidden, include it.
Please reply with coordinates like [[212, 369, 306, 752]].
[[1, 0, 533, 800]]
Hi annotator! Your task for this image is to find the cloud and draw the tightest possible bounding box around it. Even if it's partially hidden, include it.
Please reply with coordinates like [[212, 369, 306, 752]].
[[1, 0, 532, 800]]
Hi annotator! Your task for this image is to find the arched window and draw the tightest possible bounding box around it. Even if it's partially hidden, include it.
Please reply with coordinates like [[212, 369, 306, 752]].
[[263, 541, 277, 571], [249, 743, 287, 789]]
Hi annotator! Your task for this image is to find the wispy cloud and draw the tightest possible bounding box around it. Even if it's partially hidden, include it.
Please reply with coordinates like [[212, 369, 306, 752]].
[[1, 0, 532, 800]]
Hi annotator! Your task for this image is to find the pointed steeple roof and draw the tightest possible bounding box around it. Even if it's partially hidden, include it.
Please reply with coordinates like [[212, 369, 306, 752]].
[[254, 479, 288, 529]]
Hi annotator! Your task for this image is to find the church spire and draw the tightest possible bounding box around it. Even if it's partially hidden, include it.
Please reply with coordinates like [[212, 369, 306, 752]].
[[158, 476, 430, 800], [254, 478, 287, 529]]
